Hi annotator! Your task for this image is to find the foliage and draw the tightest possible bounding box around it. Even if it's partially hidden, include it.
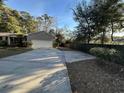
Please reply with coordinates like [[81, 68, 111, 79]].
[[36, 14, 55, 32], [0, 40, 7, 46], [64, 39, 72, 47], [90, 47, 123, 64], [0, 0, 4, 6], [49, 28, 66, 47], [22, 41, 32, 47], [70, 42, 124, 53], [20, 11, 38, 34], [0, 6, 21, 33], [73, 0, 124, 44], [54, 32, 65, 47], [73, 1, 96, 43], [53, 41, 59, 48], [0, 5, 38, 34], [92, 0, 124, 43]]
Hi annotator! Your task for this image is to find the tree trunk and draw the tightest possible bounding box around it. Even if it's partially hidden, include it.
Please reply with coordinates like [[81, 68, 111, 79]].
[[111, 21, 114, 41], [87, 34, 91, 44], [101, 30, 105, 45]]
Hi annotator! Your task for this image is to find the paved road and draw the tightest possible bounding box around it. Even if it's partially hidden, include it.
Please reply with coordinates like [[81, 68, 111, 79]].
[[0, 48, 72, 93]]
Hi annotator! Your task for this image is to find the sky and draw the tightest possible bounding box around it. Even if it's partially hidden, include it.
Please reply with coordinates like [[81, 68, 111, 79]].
[[4, 0, 124, 36], [5, 0, 82, 30]]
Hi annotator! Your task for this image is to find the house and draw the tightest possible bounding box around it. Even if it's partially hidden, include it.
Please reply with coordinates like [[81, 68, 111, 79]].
[[27, 31, 54, 49], [0, 33, 15, 45], [0, 32, 27, 46]]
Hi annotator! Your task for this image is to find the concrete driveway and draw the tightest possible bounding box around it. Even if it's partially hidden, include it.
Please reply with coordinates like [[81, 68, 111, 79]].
[[0, 48, 72, 93], [63, 50, 95, 63]]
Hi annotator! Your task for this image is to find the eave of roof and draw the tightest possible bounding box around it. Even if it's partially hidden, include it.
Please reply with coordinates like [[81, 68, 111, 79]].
[[0, 32, 16, 37], [28, 31, 54, 41]]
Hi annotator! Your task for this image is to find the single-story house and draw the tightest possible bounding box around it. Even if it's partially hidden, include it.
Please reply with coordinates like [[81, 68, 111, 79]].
[[0, 32, 27, 46], [27, 31, 54, 49]]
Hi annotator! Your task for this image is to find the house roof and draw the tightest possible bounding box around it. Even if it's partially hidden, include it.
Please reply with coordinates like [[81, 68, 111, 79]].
[[0, 33, 16, 37], [28, 31, 54, 41]]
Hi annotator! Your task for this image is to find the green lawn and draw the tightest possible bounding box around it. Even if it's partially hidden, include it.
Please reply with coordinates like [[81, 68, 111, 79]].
[[0, 48, 32, 58]]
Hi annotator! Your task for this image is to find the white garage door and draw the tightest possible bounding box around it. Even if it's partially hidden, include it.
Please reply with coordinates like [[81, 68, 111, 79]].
[[31, 40, 53, 49]]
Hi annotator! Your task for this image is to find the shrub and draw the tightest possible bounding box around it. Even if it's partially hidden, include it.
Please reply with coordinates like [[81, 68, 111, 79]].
[[53, 41, 59, 48], [27, 41, 32, 47], [90, 47, 122, 64], [64, 40, 72, 47], [70, 43, 124, 52], [53, 40, 65, 48], [16, 41, 32, 47], [22, 41, 32, 47], [0, 40, 7, 46]]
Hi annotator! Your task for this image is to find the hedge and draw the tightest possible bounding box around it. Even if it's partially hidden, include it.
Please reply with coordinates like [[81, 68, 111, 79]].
[[70, 43, 124, 53], [70, 43, 124, 64]]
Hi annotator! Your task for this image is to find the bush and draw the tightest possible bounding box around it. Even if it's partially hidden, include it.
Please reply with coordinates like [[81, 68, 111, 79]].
[[22, 41, 32, 47], [16, 41, 32, 47], [70, 43, 124, 64], [53, 41, 59, 48], [0, 40, 7, 46], [70, 43, 124, 52], [64, 40, 72, 47], [53, 40, 65, 48], [90, 47, 122, 64]]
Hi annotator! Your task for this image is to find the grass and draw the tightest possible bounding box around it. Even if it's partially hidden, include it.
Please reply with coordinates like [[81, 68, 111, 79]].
[[67, 59, 124, 93], [0, 47, 32, 58]]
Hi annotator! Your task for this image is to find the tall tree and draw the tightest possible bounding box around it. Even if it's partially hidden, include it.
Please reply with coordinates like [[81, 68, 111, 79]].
[[0, 6, 22, 33], [0, 0, 4, 6], [109, 1, 124, 41], [73, 0, 124, 44], [92, 0, 124, 43], [0, 5, 37, 34], [20, 11, 38, 33], [73, 1, 96, 43], [37, 14, 55, 32]]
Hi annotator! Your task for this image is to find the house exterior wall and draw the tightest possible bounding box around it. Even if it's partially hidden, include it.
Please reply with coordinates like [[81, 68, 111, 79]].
[[2, 37, 7, 41], [31, 40, 53, 49], [1, 36, 10, 45]]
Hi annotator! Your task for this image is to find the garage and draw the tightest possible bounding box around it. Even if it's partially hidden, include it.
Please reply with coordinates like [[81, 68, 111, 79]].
[[27, 31, 54, 49]]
